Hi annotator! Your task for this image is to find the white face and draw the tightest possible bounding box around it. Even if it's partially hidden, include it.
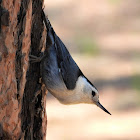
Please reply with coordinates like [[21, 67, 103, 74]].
[[83, 81, 111, 115], [91, 88, 99, 104], [67, 76, 111, 115], [77, 76, 99, 104]]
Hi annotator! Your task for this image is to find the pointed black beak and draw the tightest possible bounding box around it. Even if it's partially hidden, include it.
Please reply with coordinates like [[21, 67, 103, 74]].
[[96, 101, 111, 115]]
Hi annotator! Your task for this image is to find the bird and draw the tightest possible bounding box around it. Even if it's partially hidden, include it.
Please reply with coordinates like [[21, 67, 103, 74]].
[[30, 10, 111, 115]]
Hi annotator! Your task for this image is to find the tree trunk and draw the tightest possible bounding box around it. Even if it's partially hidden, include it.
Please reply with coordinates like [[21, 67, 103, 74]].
[[0, 0, 47, 139]]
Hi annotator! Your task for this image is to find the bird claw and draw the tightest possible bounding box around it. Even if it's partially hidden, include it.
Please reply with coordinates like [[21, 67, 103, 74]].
[[29, 53, 44, 63]]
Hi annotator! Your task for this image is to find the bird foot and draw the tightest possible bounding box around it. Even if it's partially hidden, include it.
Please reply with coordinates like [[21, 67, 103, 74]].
[[29, 53, 44, 63]]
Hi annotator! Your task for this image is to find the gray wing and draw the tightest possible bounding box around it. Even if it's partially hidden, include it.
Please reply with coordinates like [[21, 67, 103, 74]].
[[55, 35, 83, 90], [42, 10, 83, 90]]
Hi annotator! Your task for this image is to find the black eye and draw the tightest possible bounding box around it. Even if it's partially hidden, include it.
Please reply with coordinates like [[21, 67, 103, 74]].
[[92, 91, 95, 97]]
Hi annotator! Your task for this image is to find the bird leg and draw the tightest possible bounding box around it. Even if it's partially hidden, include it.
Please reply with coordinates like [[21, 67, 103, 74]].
[[29, 52, 44, 63]]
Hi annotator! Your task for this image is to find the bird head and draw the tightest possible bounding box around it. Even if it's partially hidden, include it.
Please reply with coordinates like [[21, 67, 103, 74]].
[[91, 88, 111, 115], [74, 76, 111, 115], [80, 76, 111, 115]]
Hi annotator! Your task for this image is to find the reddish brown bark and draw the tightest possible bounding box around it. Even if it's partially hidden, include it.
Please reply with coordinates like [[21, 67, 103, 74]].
[[0, 0, 47, 139]]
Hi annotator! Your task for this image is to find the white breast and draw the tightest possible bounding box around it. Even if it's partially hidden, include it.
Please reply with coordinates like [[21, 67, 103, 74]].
[[49, 76, 94, 104]]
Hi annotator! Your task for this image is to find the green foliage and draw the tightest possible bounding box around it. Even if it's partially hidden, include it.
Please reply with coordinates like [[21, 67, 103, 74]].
[[132, 74, 140, 92], [115, 74, 140, 110], [131, 74, 140, 106], [75, 36, 99, 56]]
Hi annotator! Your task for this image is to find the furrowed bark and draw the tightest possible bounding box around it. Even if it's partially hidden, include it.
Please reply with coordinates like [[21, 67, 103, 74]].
[[0, 0, 47, 139]]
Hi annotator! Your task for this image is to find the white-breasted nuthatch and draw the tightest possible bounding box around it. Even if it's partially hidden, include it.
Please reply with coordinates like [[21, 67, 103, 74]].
[[30, 10, 111, 115]]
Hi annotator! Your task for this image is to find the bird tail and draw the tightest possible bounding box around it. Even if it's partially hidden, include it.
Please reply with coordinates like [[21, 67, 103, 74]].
[[42, 9, 56, 51], [42, 9, 52, 31]]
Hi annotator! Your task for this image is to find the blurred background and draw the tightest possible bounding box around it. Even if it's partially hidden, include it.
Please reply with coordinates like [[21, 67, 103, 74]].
[[44, 0, 140, 140]]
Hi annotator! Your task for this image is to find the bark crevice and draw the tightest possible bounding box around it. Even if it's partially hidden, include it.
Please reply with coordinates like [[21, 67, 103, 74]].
[[20, 0, 47, 139], [0, 0, 47, 139]]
